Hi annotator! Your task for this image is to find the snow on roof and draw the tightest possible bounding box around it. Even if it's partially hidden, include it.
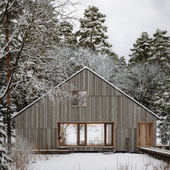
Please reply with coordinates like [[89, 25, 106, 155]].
[[82, 67, 159, 119], [12, 66, 160, 119], [12, 94, 46, 119]]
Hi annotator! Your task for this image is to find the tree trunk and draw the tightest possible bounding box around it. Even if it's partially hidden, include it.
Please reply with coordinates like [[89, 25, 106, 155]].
[[5, 11, 11, 154]]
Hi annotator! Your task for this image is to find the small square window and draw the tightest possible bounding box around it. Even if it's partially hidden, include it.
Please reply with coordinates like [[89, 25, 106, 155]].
[[72, 90, 87, 106]]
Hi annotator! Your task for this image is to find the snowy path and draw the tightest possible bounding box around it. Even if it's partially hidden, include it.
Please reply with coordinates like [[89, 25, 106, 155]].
[[29, 153, 169, 170]]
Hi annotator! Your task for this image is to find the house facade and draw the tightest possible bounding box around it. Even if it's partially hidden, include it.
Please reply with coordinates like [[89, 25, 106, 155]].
[[12, 67, 159, 152]]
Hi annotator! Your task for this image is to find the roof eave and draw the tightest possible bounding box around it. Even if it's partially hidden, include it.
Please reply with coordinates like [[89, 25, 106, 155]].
[[12, 66, 160, 120]]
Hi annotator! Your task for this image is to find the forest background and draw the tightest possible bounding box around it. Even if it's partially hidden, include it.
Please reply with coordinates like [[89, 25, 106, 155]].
[[0, 0, 170, 168]]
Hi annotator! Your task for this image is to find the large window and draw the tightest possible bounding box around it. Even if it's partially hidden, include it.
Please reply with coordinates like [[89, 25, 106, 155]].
[[58, 123, 114, 146], [59, 124, 77, 146], [87, 124, 104, 146], [72, 90, 87, 106]]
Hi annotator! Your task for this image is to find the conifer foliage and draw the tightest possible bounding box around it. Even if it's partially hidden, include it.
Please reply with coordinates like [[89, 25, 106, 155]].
[[154, 77, 170, 145], [129, 29, 170, 145], [149, 29, 170, 69], [129, 32, 152, 64], [0, 119, 11, 170], [76, 6, 114, 56], [58, 21, 77, 45]]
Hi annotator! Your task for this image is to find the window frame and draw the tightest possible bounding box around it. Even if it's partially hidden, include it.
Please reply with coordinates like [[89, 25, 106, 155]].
[[78, 123, 86, 146], [58, 122, 115, 147], [72, 90, 87, 107], [105, 123, 113, 146]]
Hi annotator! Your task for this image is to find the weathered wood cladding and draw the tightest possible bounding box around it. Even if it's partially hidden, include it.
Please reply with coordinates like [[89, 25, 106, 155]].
[[14, 68, 157, 152]]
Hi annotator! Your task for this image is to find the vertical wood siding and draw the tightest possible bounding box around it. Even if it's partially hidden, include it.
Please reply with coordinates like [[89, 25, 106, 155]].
[[14, 69, 157, 152]]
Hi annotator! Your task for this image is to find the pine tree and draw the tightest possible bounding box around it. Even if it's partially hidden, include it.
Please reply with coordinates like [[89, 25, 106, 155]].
[[128, 29, 170, 110], [0, 115, 12, 170], [129, 32, 152, 65], [0, 98, 16, 141], [76, 6, 115, 56], [58, 21, 77, 45], [152, 30, 170, 144], [118, 56, 127, 70], [154, 76, 170, 145], [128, 32, 157, 108], [150, 30, 170, 145], [0, 58, 16, 154], [0, 0, 78, 152], [0, 0, 77, 102], [148, 29, 170, 70], [0, 0, 22, 153]]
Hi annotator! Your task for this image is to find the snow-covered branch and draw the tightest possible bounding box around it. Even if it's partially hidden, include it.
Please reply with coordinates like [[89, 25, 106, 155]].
[[0, 0, 78, 103]]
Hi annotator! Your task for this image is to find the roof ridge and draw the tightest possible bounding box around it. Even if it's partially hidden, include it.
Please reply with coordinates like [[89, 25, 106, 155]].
[[12, 66, 159, 119]]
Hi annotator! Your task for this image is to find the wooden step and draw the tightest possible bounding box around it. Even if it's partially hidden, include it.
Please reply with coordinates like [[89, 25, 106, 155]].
[[33, 149, 70, 154], [102, 147, 114, 153]]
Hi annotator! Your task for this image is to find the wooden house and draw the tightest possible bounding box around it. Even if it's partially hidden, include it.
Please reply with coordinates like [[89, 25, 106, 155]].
[[12, 67, 159, 152]]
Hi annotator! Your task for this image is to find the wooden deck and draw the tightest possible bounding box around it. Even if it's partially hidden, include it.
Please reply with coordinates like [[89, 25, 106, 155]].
[[102, 147, 114, 152], [33, 147, 70, 154], [139, 147, 170, 162]]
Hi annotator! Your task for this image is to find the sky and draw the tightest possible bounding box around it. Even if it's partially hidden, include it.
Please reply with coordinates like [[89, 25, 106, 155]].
[[71, 0, 170, 62]]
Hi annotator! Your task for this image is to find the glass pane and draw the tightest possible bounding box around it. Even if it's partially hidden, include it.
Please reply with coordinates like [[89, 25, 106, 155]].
[[87, 124, 104, 146], [72, 91, 78, 105], [59, 124, 77, 146], [106, 124, 112, 146], [79, 124, 85, 146], [79, 91, 87, 106]]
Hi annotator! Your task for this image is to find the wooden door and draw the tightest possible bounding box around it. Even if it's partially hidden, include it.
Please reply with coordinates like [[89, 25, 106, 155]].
[[138, 122, 154, 147]]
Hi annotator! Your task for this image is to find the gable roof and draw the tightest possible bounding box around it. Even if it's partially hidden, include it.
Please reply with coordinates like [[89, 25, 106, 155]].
[[12, 66, 159, 119]]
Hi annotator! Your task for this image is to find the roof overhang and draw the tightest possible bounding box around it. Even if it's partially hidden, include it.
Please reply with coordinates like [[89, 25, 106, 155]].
[[12, 66, 160, 120]]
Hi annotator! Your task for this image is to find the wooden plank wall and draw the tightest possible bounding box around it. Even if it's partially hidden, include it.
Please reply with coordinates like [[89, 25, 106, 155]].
[[137, 122, 154, 147], [14, 69, 157, 152]]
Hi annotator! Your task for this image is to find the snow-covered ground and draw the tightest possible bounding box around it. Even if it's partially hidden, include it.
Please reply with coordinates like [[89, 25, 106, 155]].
[[29, 153, 169, 170]]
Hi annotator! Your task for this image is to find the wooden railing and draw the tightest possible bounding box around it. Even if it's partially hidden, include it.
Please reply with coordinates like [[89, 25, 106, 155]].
[[139, 147, 170, 163]]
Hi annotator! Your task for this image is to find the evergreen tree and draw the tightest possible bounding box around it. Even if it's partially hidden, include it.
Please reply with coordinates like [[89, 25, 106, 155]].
[[149, 29, 170, 64], [0, 0, 78, 153], [129, 32, 152, 65], [154, 76, 170, 145], [148, 29, 170, 72], [151, 30, 170, 144], [0, 98, 16, 141], [76, 6, 115, 56], [0, 0, 26, 153], [58, 21, 77, 45], [0, 116, 12, 170], [0, 58, 16, 155], [128, 32, 157, 108], [128, 29, 170, 110], [0, 0, 77, 102], [118, 56, 127, 70]]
